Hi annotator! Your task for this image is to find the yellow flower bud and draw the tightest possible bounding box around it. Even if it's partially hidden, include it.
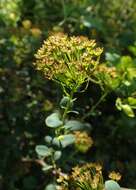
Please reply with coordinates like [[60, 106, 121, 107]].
[[31, 28, 42, 37], [22, 19, 32, 29]]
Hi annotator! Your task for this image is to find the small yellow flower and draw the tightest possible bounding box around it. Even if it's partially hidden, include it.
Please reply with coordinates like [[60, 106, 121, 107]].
[[91, 181, 98, 189], [96, 64, 117, 78], [43, 100, 53, 111], [71, 166, 81, 178], [22, 19, 32, 29], [74, 131, 93, 153], [109, 171, 122, 181], [57, 185, 69, 190], [57, 176, 64, 183], [91, 29, 97, 37], [9, 13, 16, 20], [31, 28, 42, 37], [94, 163, 102, 171], [57, 173, 69, 183]]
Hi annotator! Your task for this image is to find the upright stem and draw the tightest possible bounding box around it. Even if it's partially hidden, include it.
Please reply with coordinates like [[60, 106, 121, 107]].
[[82, 91, 108, 120], [62, 90, 74, 123], [62, 0, 67, 21]]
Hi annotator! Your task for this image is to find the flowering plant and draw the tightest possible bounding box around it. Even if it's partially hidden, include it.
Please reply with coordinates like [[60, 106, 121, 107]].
[[34, 33, 122, 190]]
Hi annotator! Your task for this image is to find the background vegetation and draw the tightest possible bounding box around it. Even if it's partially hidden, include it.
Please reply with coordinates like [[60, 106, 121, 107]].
[[0, 0, 136, 189]]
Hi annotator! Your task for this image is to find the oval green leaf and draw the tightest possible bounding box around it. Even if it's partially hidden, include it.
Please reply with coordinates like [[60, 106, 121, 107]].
[[64, 120, 84, 131], [45, 113, 63, 128], [35, 145, 51, 157], [44, 136, 52, 144], [53, 134, 75, 148], [45, 184, 57, 190], [42, 164, 53, 172], [122, 104, 135, 117], [60, 96, 71, 109], [53, 151, 62, 160], [105, 180, 121, 190]]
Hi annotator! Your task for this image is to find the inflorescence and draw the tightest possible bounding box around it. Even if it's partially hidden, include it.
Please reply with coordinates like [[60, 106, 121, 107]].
[[34, 33, 103, 92]]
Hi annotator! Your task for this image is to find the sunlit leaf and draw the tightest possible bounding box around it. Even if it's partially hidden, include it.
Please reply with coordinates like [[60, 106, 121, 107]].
[[35, 145, 52, 157], [64, 120, 84, 131], [45, 113, 63, 128], [53, 151, 62, 160], [105, 180, 121, 190], [53, 134, 75, 148]]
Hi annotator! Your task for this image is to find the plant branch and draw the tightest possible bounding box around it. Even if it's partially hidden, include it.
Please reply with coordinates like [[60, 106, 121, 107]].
[[82, 91, 108, 120]]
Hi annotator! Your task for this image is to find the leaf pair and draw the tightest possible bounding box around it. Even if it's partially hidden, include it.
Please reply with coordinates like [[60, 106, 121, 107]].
[[116, 97, 136, 117]]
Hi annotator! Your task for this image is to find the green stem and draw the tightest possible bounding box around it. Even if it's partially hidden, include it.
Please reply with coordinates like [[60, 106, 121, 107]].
[[62, 90, 74, 123], [82, 91, 108, 120], [50, 155, 58, 184], [62, 0, 67, 21]]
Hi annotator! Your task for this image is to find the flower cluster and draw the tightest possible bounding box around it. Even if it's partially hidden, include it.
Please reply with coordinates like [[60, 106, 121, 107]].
[[108, 171, 121, 181], [22, 19, 32, 29], [34, 33, 103, 92], [71, 163, 103, 190], [56, 163, 103, 190], [56, 164, 122, 190], [56, 168, 69, 190], [74, 131, 93, 153], [96, 64, 117, 79], [22, 19, 42, 37], [94, 64, 119, 90]]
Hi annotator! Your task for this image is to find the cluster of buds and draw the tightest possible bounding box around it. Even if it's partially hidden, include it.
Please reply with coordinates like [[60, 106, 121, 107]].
[[56, 164, 121, 190], [94, 64, 119, 90], [56, 163, 103, 190], [96, 64, 117, 78], [34, 33, 103, 92], [22, 19, 42, 38], [71, 163, 103, 190], [108, 171, 121, 181], [74, 131, 93, 153], [56, 168, 69, 190]]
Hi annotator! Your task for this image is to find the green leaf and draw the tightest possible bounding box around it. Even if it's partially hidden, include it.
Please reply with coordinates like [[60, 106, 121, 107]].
[[123, 80, 131, 86], [82, 20, 92, 28], [120, 56, 133, 68], [128, 45, 136, 56], [127, 68, 136, 80], [128, 97, 136, 108], [116, 98, 135, 117], [53, 134, 75, 148], [35, 145, 51, 157], [42, 164, 53, 172], [105, 180, 121, 190], [45, 113, 63, 128], [44, 136, 52, 144], [122, 104, 135, 117], [105, 52, 120, 63], [67, 110, 79, 115], [45, 184, 57, 190], [64, 120, 84, 131], [53, 151, 62, 160], [52, 137, 61, 148], [60, 96, 71, 109], [115, 98, 122, 111]]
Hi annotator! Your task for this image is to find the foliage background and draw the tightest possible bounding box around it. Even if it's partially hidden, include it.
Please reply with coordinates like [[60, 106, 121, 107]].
[[0, 0, 136, 189]]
